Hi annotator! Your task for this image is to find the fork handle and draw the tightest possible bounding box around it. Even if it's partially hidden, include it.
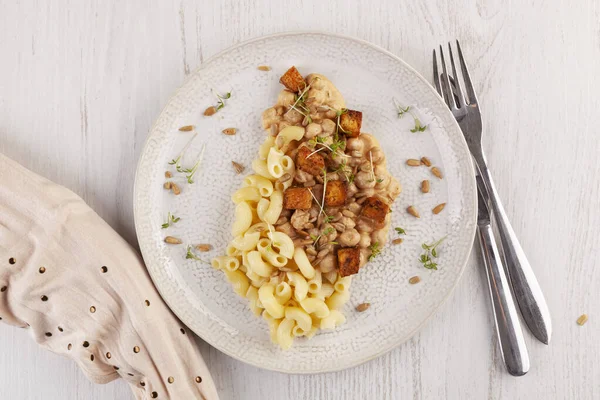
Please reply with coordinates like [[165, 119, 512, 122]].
[[477, 223, 530, 376], [478, 163, 552, 344]]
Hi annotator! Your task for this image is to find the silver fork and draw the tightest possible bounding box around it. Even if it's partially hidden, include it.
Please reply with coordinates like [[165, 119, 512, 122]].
[[433, 42, 552, 345]]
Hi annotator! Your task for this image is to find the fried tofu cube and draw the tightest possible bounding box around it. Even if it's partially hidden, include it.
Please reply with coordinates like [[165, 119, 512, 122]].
[[283, 187, 313, 210], [296, 145, 325, 176], [338, 247, 361, 277], [279, 66, 306, 93], [339, 109, 362, 138], [360, 196, 390, 226], [324, 180, 347, 207]]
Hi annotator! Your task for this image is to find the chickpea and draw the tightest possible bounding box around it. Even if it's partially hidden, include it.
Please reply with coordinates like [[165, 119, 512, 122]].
[[339, 229, 360, 247], [278, 120, 291, 132], [305, 122, 323, 139], [325, 110, 337, 119], [319, 254, 337, 272], [348, 202, 362, 215], [277, 90, 296, 107], [284, 109, 304, 124], [356, 219, 374, 233], [262, 107, 280, 129], [370, 147, 385, 164], [341, 216, 356, 230], [321, 119, 336, 135], [354, 171, 376, 189], [361, 134, 378, 150], [371, 230, 387, 245], [359, 232, 371, 248], [346, 183, 358, 197], [346, 138, 364, 152]]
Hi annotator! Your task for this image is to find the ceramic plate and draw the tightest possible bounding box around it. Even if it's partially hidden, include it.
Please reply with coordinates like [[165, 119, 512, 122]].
[[133, 32, 477, 373]]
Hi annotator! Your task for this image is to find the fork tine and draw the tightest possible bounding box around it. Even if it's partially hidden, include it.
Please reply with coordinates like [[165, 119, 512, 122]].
[[456, 40, 478, 105], [438, 45, 455, 109], [447, 42, 466, 108], [432, 49, 442, 96]]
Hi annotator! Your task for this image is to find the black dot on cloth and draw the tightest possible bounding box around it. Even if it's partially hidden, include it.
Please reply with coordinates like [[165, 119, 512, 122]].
[[83, 341, 90, 348], [39, 266, 46, 273], [180, 328, 185, 334], [195, 376, 202, 383], [58, 327, 63, 332], [41, 295, 48, 301], [45, 332, 52, 337], [9, 258, 16, 265], [90, 354, 95, 361], [151, 392, 158, 398], [101, 266, 108, 273]]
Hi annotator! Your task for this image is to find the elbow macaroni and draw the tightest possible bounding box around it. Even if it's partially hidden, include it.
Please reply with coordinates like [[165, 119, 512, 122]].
[[214, 125, 359, 350]]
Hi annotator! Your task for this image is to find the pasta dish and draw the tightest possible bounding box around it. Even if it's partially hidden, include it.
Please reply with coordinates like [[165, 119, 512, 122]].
[[211, 67, 401, 349]]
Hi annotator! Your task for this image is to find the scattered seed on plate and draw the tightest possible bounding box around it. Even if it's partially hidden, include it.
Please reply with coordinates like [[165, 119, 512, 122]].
[[164, 236, 182, 245], [257, 65, 271, 71], [431, 167, 443, 179], [171, 183, 181, 195], [421, 180, 430, 193], [409, 276, 421, 284], [163, 181, 172, 190], [432, 203, 446, 214], [577, 314, 588, 326], [196, 244, 212, 252], [421, 157, 432, 167], [232, 161, 245, 174], [222, 128, 237, 136], [407, 205, 420, 218], [204, 106, 217, 116], [355, 303, 370, 312], [406, 159, 421, 167], [178, 125, 195, 132], [165, 171, 172, 178], [392, 238, 403, 245]]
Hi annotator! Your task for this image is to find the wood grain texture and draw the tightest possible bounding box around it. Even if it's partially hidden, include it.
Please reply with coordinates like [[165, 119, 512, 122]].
[[0, 0, 598, 399]]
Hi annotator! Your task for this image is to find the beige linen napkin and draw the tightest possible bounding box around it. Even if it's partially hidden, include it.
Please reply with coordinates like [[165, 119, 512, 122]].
[[0, 153, 219, 400]]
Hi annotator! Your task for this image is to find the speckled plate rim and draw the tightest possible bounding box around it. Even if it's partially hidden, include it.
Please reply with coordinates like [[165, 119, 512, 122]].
[[133, 30, 477, 374]]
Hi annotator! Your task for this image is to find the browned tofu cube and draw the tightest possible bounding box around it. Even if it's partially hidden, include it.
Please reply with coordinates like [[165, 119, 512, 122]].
[[360, 196, 390, 226], [279, 66, 306, 93], [324, 180, 347, 207], [296, 145, 325, 176], [338, 247, 361, 277], [339, 110, 362, 138], [283, 187, 313, 210]]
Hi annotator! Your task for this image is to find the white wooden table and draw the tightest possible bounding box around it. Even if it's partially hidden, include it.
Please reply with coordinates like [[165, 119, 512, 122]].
[[1, 1, 598, 399]]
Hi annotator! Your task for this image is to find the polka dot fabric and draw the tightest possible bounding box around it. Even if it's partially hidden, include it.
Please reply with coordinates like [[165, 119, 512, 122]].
[[0, 153, 218, 400]]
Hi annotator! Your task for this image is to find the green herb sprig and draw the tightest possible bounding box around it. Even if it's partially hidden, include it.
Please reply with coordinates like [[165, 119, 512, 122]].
[[393, 98, 428, 133], [368, 242, 381, 261], [161, 212, 181, 229], [419, 236, 447, 270], [395, 227, 406, 235], [214, 90, 232, 111], [186, 245, 207, 263]]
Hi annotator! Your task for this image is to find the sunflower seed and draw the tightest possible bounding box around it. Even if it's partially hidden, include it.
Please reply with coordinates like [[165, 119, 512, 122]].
[[165, 171, 173, 178], [204, 106, 217, 116], [178, 125, 195, 132], [270, 124, 278, 136], [277, 173, 292, 183], [356, 303, 370, 312], [171, 183, 181, 195], [421, 180, 430, 193], [420, 157, 432, 167], [163, 181, 172, 190], [406, 159, 422, 166], [257, 65, 271, 71], [222, 128, 237, 135], [407, 205, 420, 218], [231, 161, 245, 174], [409, 276, 421, 284], [577, 314, 588, 326], [164, 236, 182, 244], [431, 167, 443, 179], [392, 238, 403, 245], [432, 203, 446, 214], [196, 244, 212, 252]]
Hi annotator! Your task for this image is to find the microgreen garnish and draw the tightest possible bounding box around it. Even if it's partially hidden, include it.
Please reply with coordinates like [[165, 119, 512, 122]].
[[368, 151, 376, 182], [333, 160, 354, 183], [395, 227, 406, 235], [182, 143, 207, 184], [161, 212, 181, 229], [311, 226, 335, 246], [213, 90, 232, 111], [167, 132, 199, 173], [419, 236, 447, 270], [186, 245, 207, 262], [410, 119, 427, 133], [323, 215, 335, 223], [319, 168, 328, 218], [368, 242, 381, 261], [289, 79, 318, 123], [376, 178, 384, 183], [393, 98, 428, 133]]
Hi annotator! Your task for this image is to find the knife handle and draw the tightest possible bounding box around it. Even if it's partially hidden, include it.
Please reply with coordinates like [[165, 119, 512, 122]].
[[478, 223, 530, 376], [478, 165, 552, 344]]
